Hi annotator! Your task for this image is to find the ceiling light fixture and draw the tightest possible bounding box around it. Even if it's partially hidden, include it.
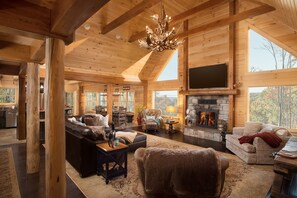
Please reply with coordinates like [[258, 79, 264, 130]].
[[138, 1, 182, 52]]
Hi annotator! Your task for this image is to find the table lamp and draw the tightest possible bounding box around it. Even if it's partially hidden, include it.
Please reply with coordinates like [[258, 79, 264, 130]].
[[166, 106, 176, 121]]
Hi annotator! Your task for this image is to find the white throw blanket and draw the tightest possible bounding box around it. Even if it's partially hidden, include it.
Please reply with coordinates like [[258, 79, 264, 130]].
[[116, 131, 137, 143]]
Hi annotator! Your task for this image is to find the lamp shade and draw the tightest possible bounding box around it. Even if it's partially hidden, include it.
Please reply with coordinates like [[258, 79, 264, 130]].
[[166, 106, 176, 113]]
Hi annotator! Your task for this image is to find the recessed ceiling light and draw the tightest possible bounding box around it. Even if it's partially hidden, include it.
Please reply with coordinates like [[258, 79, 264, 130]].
[[84, 23, 91, 30]]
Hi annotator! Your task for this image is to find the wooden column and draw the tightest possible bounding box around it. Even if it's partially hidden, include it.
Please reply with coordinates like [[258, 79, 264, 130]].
[[107, 84, 113, 122], [17, 74, 26, 140], [228, 0, 236, 131], [26, 62, 40, 173], [78, 84, 84, 115], [181, 20, 189, 125], [45, 38, 66, 198]]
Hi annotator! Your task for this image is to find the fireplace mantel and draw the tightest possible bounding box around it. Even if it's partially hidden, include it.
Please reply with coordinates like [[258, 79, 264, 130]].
[[179, 89, 238, 96]]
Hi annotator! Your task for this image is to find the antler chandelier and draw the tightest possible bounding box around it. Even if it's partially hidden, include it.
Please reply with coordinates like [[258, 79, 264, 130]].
[[138, 2, 182, 52]]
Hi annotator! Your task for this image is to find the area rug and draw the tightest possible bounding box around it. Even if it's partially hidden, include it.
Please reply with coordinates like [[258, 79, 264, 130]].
[[0, 147, 21, 198], [66, 133, 274, 198]]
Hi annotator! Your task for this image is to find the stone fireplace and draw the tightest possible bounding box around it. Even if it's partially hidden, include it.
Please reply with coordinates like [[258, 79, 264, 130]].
[[183, 95, 229, 142]]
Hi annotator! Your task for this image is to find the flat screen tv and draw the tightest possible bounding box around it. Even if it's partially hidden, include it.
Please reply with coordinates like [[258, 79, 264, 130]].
[[189, 63, 228, 89]]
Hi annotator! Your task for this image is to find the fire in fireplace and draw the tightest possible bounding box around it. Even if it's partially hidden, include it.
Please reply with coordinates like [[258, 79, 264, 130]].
[[196, 109, 219, 129]]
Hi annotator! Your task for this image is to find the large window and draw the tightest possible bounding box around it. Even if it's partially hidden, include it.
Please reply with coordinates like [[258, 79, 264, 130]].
[[249, 29, 297, 72], [85, 92, 97, 112], [99, 93, 107, 107], [154, 90, 178, 116], [249, 86, 297, 129], [0, 88, 15, 104], [120, 91, 135, 112]]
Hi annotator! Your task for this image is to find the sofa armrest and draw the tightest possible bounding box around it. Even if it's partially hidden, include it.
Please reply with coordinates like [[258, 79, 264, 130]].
[[233, 127, 244, 136]]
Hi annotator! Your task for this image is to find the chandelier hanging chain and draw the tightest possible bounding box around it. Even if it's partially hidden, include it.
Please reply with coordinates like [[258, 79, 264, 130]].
[[138, 1, 183, 52]]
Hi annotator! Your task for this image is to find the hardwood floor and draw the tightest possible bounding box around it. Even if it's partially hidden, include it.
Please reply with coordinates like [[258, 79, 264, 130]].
[[0, 129, 85, 198]]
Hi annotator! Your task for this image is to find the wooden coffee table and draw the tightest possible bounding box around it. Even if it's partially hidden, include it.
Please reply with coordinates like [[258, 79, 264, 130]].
[[96, 142, 128, 184]]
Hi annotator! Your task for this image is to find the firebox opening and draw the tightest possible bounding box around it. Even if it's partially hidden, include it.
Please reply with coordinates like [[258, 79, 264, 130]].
[[197, 109, 218, 129]]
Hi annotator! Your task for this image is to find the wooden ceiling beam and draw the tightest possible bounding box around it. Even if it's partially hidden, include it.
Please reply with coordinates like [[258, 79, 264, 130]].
[[39, 68, 143, 85], [0, 64, 20, 76], [30, 41, 45, 63], [0, 1, 72, 43], [177, 4, 275, 39], [0, 41, 31, 62], [128, 0, 231, 42], [101, 0, 160, 34], [51, 0, 110, 37]]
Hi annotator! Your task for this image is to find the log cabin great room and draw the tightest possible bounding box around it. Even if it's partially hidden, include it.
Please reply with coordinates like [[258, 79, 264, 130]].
[[0, 0, 297, 197]]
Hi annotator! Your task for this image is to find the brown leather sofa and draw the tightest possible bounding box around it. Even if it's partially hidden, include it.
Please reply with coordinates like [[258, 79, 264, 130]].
[[134, 147, 229, 198], [65, 116, 147, 178]]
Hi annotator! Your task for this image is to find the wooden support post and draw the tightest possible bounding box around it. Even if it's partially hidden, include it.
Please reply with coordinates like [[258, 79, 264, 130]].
[[45, 38, 66, 198], [107, 84, 113, 122], [17, 74, 26, 140], [79, 85, 84, 115], [26, 62, 40, 173], [181, 20, 189, 125], [228, 0, 236, 131]]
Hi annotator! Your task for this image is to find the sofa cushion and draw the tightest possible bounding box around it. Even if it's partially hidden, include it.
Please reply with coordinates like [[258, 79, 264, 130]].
[[260, 124, 278, 132], [243, 122, 263, 136], [83, 115, 100, 126], [226, 134, 256, 153]]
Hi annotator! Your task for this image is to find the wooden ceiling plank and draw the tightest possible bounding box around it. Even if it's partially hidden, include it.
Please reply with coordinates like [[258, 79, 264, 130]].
[[101, 0, 160, 34], [51, 0, 110, 36], [128, 0, 231, 42], [177, 4, 275, 39]]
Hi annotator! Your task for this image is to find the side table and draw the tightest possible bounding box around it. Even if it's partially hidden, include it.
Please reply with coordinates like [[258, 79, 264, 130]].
[[96, 142, 128, 184], [166, 121, 179, 133]]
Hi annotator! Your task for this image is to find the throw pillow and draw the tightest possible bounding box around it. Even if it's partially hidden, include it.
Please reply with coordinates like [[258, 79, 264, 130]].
[[84, 116, 99, 126], [67, 117, 76, 122], [243, 121, 263, 136], [100, 114, 109, 127], [146, 115, 155, 120], [273, 127, 289, 139], [259, 124, 278, 133]]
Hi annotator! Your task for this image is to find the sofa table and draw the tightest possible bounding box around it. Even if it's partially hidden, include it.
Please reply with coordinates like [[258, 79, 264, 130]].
[[270, 137, 297, 198], [96, 142, 128, 184]]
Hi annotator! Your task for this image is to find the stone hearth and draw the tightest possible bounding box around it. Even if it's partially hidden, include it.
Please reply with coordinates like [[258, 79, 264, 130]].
[[183, 95, 229, 142]]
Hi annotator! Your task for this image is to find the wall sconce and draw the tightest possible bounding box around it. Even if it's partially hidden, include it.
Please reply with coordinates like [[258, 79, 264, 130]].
[[233, 82, 241, 88]]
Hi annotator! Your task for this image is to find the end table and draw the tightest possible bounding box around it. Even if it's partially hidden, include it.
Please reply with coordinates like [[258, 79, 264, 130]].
[[96, 142, 128, 184]]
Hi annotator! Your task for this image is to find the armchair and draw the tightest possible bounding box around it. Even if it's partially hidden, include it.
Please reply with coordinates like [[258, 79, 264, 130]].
[[134, 147, 229, 198], [142, 109, 163, 132]]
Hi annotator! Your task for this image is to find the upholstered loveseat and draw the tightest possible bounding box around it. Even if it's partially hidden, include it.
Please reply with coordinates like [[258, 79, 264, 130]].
[[226, 122, 291, 164], [134, 147, 229, 198], [65, 115, 147, 177]]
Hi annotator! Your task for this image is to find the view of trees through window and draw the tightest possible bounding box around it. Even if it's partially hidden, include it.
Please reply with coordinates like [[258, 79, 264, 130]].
[[65, 92, 74, 107], [249, 29, 297, 129], [249, 29, 297, 72], [249, 86, 297, 129], [154, 90, 178, 116], [0, 88, 15, 103]]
